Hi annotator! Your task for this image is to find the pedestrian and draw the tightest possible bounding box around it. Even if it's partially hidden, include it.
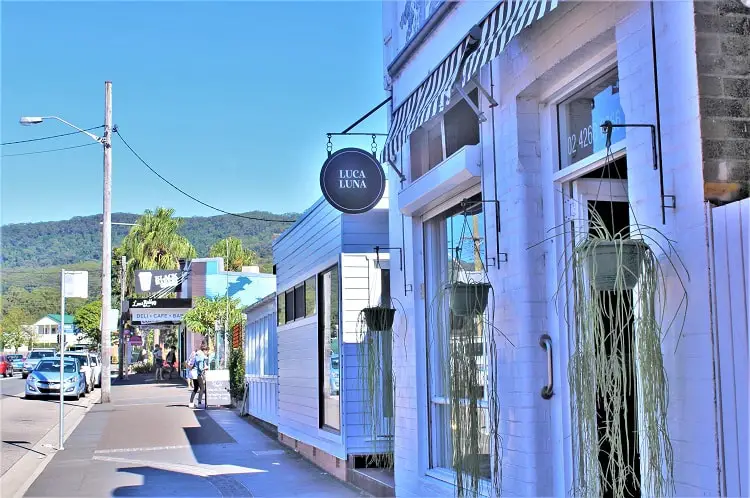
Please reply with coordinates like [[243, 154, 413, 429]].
[[153, 344, 164, 381], [188, 343, 209, 409], [166, 346, 176, 379]]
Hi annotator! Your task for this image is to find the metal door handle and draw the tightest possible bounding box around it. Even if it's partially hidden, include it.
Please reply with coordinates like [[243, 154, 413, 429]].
[[539, 334, 553, 400]]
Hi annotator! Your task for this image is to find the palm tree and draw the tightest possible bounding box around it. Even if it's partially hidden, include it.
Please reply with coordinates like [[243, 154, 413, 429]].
[[209, 237, 258, 272], [119, 207, 197, 295]]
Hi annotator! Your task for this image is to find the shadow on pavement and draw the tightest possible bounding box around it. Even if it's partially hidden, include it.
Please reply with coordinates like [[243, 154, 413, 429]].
[[112, 466, 228, 497], [112, 373, 185, 387], [2, 440, 47, 457]]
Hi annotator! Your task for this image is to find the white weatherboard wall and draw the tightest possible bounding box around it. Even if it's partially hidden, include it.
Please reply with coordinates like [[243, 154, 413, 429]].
[[244, 296, 278, 426], [274, 193, 389, 461], [384, 0, 727, 496]]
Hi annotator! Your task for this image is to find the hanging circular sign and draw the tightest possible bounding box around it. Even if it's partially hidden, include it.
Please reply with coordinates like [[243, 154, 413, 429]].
[[320, 147, 386, 215]]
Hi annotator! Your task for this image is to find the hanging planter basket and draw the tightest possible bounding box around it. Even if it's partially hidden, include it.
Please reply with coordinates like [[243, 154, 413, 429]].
[[362, 306, 396, 331], [582, 239, 650, 291], [449, 282, 491, 316]]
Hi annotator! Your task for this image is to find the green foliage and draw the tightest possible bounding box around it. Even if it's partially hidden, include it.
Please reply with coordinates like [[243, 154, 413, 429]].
[[1, 286, 87, 319], [0, 307, 33, 351], [229, 347, 245, 401], [74, 300, 102, 348], [0, 210, 297, 269], [183, 295, 244, 353], [209, 237, 258, 272], [119, 207, 197, 295]]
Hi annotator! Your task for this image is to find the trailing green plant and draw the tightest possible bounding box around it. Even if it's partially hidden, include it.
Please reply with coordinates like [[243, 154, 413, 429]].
[[427, 213, 512, 498], [229, 347, 245, 401], [355, 309, 396, 470], [542, 193, 689, 497]]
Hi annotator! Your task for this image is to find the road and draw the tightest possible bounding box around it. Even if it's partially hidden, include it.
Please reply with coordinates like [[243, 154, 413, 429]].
[[0, 373, 98, 478]]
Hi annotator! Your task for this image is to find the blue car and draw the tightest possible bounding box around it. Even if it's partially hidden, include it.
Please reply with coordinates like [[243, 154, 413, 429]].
[[8, 354, 25, 372], [25, 357, 87, 400]]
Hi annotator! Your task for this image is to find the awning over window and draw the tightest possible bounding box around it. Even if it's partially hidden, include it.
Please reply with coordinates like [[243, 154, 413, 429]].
[[382, 0, 559, 165]]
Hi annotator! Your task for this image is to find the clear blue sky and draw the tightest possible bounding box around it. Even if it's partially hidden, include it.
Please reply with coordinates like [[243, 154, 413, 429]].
[[1, 1, 387, 225]]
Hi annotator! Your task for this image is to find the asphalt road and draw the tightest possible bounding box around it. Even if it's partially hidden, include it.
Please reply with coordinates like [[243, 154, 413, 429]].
[[0, 372, 97, 477]]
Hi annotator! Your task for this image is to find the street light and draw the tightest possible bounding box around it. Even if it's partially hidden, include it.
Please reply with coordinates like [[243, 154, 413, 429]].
[[20, 81, 114, 406]]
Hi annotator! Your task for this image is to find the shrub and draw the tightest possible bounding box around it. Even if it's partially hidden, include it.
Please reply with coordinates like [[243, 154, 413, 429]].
[[132, 361, 153, 374], [229, 347, 245, 401]]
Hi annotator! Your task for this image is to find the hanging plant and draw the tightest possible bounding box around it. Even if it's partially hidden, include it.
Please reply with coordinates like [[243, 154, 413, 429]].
[[427, 212, 513, 498], [355, 301, 405, 470], [550, 203, 689, 498]]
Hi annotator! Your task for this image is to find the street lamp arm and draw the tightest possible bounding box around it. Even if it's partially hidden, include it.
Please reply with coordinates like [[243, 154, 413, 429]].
[[43, 116, 105, 143]]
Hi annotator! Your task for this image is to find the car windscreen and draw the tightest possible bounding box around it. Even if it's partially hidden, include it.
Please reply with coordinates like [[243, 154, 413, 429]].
[[35, 361, 77, 373], [8, 355, 22, 361], [28, 351, 55, 360], [68, 355, 89, 365]]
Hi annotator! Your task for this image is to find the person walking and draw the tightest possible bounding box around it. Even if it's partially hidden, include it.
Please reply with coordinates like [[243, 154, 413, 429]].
[[189, 343, 209, 409], [166, 346, 177, 380], [153, 344, 164, 381]]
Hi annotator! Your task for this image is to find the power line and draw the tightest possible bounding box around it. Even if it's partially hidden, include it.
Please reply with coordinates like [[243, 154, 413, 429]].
[[2, 142, 99, 157], [1, 126, 104, 146], [114, 128, 296, 224]]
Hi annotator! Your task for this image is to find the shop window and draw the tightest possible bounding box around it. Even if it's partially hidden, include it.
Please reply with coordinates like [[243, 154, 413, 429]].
[[410, 88, 480, 180], [318, 265, 341, 431], [294, 284, 305, 319], [424, 193, 490, 480], [277, 293, 285, 325], [284, 289, 294, 323], [305, 276, 317, 316], [557, 69, 625, 170]]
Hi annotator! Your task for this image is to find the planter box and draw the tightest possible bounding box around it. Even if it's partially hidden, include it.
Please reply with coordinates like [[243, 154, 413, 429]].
[[362, 307, 396, 331], [582, 239, 649, 291], [449, 283, 491, 316]]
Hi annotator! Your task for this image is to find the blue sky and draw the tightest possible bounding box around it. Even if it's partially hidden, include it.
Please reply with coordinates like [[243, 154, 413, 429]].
[[1, 1, 387, 225]]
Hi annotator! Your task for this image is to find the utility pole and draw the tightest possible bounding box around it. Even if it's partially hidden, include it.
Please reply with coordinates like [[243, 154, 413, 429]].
[[118, 255, 126, 379], [101, 81, 113, 403], [59, 269, 66, 450]]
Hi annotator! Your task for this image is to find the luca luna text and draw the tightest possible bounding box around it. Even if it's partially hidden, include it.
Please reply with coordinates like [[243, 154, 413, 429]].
[[339, 169, 367, 189]]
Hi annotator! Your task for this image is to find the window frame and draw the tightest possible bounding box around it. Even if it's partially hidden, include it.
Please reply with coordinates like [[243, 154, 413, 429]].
[[409, 85, 480, 182], [317, 263, 341, 433]]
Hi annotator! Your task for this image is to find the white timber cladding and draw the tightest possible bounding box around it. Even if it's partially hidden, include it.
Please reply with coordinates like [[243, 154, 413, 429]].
[[244, 297, 278, 426], [385, 1, 723, 496], [273, 194, 390, 461]]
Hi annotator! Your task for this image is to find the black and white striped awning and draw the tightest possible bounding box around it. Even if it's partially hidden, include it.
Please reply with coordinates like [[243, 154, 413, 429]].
[[381, 0, 558, 165]]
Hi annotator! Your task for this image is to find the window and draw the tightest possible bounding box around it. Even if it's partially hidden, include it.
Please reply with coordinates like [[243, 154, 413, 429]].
[[294, 284, 305, 319], [380, 268, 393, 419], [305, 276, 317, 316], [318, 265, 340, 431], [285, 289, 294, 323], [410, 88, 480, 180], [424, 194, 490, 479], [277, 293, 285, 325], [557, 69, 625, 170]]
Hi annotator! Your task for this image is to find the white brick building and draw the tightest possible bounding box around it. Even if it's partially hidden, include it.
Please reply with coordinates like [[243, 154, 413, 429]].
[[378, 1, 748, 496]]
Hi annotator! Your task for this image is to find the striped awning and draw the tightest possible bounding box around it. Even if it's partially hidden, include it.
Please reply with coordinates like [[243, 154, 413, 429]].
[[382, 0, 559, 165]]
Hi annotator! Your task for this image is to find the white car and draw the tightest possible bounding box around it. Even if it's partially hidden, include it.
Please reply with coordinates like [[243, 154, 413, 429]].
[[89, 353, 102, 387], [63, 352, 95, 393]]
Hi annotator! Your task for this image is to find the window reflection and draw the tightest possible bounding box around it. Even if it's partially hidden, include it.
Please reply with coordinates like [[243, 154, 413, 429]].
[[320, 265, 340, 431]]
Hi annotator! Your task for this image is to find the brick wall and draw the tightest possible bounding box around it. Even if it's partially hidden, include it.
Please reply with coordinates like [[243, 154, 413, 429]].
[[695, 0, 750, 203]]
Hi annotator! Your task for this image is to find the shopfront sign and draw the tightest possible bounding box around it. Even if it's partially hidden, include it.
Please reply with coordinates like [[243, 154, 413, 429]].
[[131, 309, 187, 324], [129, 298, 192, 309], [320, 148, 386, 215], [134, 270, 184, 293], [128, 335, 143, 346]]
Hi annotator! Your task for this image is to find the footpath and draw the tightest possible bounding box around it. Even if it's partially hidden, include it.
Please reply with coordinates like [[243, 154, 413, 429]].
[[22, 373, 369, 497]]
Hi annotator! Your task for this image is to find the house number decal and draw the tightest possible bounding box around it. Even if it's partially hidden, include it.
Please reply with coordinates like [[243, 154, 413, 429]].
[[320, 147, 386, 215]]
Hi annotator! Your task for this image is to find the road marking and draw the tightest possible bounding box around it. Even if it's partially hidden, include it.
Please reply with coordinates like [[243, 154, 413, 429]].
[[251, 450, 285, 456], [94, 444, 191, 454]]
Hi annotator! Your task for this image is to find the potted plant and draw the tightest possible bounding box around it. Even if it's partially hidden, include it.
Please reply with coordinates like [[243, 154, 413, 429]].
[[449, 281, 491, 316], [580, 238, 649, 291], [362, 305, 396, 331]]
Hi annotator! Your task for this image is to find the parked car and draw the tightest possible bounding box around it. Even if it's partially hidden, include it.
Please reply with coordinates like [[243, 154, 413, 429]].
[[89, 353, 102, 387], [0, 354, 14, 377], [22, 349, 56, 379], [63, 352, 96, 392], [25, 357, 87, 400], [7, 354, 25, 373]]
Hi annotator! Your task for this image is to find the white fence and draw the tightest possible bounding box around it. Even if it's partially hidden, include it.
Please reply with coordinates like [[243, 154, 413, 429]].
[[708, 198, 749, 498]]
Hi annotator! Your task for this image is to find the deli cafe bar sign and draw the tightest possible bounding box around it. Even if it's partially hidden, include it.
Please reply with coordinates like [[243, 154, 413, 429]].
[[320, 148, 386, 215]]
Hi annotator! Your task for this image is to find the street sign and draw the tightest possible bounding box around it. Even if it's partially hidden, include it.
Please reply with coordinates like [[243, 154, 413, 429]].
[[63, 271, 89, 298], [320, 148, 386, 214], [128, 335, 143, 346]]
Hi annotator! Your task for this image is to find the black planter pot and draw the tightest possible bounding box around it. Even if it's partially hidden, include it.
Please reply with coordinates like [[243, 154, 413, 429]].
[[449, 282, 491, 316], [362, 307, 396, 331]]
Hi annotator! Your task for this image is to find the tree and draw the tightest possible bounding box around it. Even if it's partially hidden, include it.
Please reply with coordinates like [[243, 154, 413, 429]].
[[209, 237, 258, 272], [119, 207, 197, 295], [0, 307, 33, 351], [74, 300, 102, 348], [183, 295, 244, 364]]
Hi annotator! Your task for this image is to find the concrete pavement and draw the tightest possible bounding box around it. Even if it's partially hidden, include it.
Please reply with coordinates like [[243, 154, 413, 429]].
[[23, 373, 369, 497]]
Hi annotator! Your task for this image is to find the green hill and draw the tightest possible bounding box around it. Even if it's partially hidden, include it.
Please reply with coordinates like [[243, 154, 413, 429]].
[[0, 210, 297, 270]]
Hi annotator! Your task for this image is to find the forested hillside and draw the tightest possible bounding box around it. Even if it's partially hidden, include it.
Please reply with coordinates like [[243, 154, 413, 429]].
[[1, 210, 297, 268]]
